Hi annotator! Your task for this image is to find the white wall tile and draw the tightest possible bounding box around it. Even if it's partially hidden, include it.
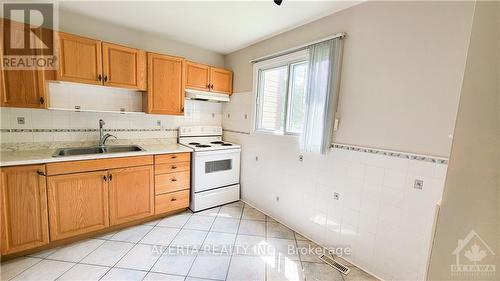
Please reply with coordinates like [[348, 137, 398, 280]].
[[224, 129, 448, 281]]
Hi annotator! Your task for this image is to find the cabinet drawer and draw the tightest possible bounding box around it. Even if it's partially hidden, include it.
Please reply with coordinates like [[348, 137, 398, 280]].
[[155, 161, 190, 175], [155, 153, 190, 165], [155, 190, 189, 214], [155, 171, 190, 194]]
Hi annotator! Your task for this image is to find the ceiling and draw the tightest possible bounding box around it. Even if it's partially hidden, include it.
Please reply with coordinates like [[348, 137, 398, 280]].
[[59, 1, 359, 54]]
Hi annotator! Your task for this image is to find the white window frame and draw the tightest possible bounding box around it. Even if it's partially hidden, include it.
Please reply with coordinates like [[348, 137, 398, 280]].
[[251, 50, 309, 136]]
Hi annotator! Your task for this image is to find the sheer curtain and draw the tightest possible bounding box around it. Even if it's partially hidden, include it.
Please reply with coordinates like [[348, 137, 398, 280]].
[[300, 38, 344, 154]]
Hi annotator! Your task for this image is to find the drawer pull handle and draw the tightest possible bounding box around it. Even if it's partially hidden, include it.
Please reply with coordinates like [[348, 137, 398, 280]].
[[171, 198, 177, 201], [171, 166, 177, 169], [171, 178, 177, 182], [37, 170, 46, 176], [103, 175, 107, 182], [171, 156, 177, 159]]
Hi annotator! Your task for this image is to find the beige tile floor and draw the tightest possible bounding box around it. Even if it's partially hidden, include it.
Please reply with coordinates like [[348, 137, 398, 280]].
[[1, 201, 378, 281]]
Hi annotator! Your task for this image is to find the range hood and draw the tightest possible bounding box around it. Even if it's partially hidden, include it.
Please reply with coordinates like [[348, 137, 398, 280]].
[[185, 89, 230, 103]]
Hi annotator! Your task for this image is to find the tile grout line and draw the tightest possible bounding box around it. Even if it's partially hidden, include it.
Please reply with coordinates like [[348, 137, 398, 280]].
[[147, 210, 195, 280], [5, 256, 44, 281], [96, 224, 160, 280], [184, 206, 225, 280], [223, 202, 245, 281]]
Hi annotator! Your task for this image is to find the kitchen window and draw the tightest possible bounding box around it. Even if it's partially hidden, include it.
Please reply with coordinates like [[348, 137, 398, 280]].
[[254, 50, 309, 135]]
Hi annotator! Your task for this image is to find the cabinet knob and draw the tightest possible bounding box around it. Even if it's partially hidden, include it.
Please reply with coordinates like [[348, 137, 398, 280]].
[[39, 97, 45, 104], [98, 74, 102, 81], [171, 178, 177, 182], [104, 76, 108, 82], [37, 170, 46, 176], [171, 166, 177, 169], [207, 84, 211, 88], [171, 156, 177, 159], [210, 84, 214, 89], [103, 175, 107, 181]]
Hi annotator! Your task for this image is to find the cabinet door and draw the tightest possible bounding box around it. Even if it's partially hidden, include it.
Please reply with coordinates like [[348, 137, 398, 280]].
[[47, 171, 109, 241], [109, 166, 154, 226], [0, 165, 49, 255], [102, 42, 146, 90], [210, 67, 233, 95], [1, 70, 47, 108], [57, 32, 102, 85], [1, 20, 48, 108], [185, 61, 210, 91], [146, 53, 184, 115]]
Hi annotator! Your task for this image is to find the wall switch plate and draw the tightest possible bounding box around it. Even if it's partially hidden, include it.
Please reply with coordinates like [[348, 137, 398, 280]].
[[227, 113, 231, 118], [156, 120, 161, 126], [414, 179, 424, 190], [17, 117, 25, 125], [333, 192, 340, 200]]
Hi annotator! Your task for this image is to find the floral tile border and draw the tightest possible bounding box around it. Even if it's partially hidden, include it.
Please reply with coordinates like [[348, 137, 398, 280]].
[[222, 129, 448, 165]]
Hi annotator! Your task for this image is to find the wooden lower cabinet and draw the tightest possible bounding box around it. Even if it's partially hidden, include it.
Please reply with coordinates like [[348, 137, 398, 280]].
[[155, 190, 189, 215], [109, 165, 154, 226], [0, 165, 49, 255], [47, 171, 109, 241]]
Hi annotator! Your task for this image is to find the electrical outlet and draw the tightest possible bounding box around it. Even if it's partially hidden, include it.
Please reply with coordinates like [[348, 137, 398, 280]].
[[298, 155, 303, 162], [156, 120, 161, 126], [17, 117, 25, 125], [275, 196, 280, 202], [244, 114, 248, 119], [227, 113, 231, 119], [255, 156, 259, 161], [414, 179, 424, 190], [333, 192, 340, 200]]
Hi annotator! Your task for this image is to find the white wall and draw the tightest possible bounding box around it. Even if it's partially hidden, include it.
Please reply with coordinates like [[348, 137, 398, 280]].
[[224, 1, 475, 157], [224, 94, 448, 280], [58, 8, 225, 67], [222, 1, 478, 280], [428, 2, 500, 280]]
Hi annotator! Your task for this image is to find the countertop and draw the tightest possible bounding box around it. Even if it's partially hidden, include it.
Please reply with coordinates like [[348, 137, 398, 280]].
[[0, 143, 193, 167]]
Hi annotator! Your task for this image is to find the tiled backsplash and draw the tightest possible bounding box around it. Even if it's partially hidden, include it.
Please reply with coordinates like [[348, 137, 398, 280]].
[[0, 99, 222, 150]]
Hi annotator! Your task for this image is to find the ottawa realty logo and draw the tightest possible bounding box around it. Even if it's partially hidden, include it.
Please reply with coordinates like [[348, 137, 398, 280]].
[[451, 230, 496, 277], [2, 2, 58, 70]]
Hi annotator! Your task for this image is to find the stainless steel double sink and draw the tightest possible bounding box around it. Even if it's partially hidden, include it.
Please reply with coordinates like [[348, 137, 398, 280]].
[[52, 145, 144, 157]]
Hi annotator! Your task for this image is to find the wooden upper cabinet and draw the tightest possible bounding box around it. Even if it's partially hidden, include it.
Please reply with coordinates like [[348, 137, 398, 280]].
[[47, 171, 109, 241], [57, 32, 102, 85], [146, 53, 185, 115], [2, 70, 48, 108], [108, 165, 154, 226], [210, 67, 233, 95], [0, 165, 49, 255], [102, 42, 146, 90], [1, 20, 50, 108], [185, 61, 232, 95], [185, 61, 210, 91]]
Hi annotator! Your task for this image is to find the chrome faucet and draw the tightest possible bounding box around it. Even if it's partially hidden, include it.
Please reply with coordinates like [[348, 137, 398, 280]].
[[98, 119, 117, 146]]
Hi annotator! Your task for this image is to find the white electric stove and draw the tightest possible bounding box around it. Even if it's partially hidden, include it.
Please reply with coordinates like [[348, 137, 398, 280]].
[[179, 126, 241, 212]]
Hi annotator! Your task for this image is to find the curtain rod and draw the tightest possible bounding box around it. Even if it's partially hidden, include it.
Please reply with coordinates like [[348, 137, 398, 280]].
[[249, 32, 346, 63]]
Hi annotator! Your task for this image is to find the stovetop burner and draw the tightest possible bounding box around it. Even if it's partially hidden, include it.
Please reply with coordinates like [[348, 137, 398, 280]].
[[221, 143, 233, 146], [196, 144, 211, 148], [189, 142, 201, 145], [210, 141, 224, 144]]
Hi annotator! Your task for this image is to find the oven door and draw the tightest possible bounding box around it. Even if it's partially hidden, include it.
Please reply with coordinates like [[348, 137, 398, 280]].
[[192, 149, 241, 193]]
